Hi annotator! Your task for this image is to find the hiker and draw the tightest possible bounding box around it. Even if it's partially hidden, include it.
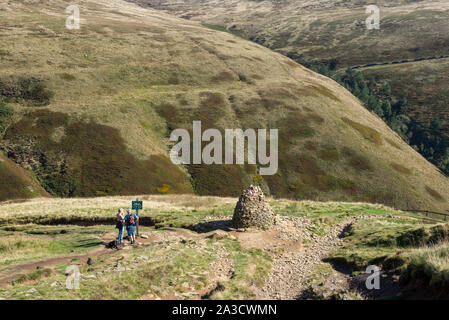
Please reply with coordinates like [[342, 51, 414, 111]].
[[125, 208, 138, 244], [116, 208, 125, 244]]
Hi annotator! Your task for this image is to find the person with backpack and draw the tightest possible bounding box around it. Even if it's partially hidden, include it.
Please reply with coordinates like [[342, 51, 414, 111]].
[[115, 208, 125, 244], [125, 208, 138, 244]]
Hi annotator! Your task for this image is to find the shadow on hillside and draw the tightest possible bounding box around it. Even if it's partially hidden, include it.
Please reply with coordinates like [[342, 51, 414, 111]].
[[188, 219, 234, 233]]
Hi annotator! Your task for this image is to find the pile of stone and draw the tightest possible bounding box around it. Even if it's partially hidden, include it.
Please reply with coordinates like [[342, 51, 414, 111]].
[[232, 185, 277, 229]]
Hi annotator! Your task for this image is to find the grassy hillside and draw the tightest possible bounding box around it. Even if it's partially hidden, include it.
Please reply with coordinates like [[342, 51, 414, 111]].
[[131, 0, 449, 66], [130, 0, 449, 176], [361, 59, 449, 171], [0, 152, 49, 202], [0, 0, 448, 212]]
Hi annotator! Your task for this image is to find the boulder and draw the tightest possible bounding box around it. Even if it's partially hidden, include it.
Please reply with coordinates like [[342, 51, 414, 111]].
[[232, 185, 277, 229]]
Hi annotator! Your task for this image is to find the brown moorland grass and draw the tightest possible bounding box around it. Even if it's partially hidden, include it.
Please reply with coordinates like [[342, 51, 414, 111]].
[[425, 186, 445, 202], [0, 154, 49, 202], [342, 117, 383, 146], [4, 110, 192, 197], [340, 147, 372, 171], [391, 162, 412, 175], [142, 0, 449, 67], [317, 146, 340, 162]]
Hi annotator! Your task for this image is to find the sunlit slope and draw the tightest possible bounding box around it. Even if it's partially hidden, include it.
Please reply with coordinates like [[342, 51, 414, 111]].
[[0, 153, 49, 202], [0, 0, 448, 212], [130, 0, 449, 66]]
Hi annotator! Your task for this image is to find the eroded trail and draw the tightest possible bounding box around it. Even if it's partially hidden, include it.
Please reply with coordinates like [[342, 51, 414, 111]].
[[254, 218, 354, 300], [0, 228, 197, 289]]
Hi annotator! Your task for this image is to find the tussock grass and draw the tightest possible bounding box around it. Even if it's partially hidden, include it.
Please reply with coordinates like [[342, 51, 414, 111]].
[[0, 161, 35, 201], [328, 216, 449, 273], [412, 242, 449, 273], [400, 242, 449, 296], [12, 268, 52, 285], [160, 0, 449, 68], [0, 230, 270, 300]]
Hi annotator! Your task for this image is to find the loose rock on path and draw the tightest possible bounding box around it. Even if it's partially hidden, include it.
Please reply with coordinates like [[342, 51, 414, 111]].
[[253, 217, 354, 300]]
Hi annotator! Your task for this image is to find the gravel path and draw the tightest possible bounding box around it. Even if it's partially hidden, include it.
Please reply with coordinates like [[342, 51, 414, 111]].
[[255, 217, 354, 300]]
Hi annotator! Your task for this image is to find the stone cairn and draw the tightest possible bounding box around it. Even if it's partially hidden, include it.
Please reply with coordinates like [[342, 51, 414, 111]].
[[232, 185, 277, 229]]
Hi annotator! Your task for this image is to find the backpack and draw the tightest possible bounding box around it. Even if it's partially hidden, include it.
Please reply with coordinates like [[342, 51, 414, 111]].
[[128, 214, 135, 226]]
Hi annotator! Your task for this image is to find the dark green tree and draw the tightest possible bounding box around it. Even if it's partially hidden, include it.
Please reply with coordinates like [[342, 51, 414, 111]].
[[382, 100, 392, 118], [360, 85, 370, 103], [431, 117, 442, 131]]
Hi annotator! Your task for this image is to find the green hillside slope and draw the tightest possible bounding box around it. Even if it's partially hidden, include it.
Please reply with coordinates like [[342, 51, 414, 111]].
[[0, 153, 49, 202], [0, 0, 448, 213]]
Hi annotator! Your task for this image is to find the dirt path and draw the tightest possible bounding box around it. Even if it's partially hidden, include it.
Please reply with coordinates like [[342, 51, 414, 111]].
[[253, 218, 353, 300], [0, 246, 111, 288], [0, 229, 192, 288]]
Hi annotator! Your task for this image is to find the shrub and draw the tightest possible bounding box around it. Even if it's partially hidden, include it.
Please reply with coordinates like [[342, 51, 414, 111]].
[[18, 77, 53, 106], [0, 100, 13, 132], [431, 117, 442, 131], [157, 184, 170, 193], [0, 76, 53, 106], [382, 101, 392, 117], [397, 225, 449, 247], [0, 100, 13, 118]]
